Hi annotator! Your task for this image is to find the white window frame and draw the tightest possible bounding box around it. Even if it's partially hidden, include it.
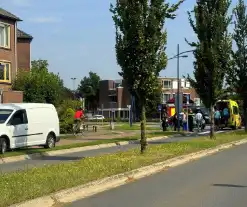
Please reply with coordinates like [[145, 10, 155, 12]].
[[0, 61, 11, 82], [163, 80, 171, 89], [0, 23, 10, 48], [162, 93, 171, 103]]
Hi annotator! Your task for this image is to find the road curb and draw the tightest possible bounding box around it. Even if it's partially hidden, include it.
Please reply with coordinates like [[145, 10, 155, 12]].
[[10, 138, 247, 207], [0, 136, 168, 164]]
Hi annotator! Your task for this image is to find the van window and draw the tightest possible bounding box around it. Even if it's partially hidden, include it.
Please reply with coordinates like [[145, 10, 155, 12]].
[[233, 106, 239, 115], [9, 110, 28, 125], [0, 109, 13, 123]]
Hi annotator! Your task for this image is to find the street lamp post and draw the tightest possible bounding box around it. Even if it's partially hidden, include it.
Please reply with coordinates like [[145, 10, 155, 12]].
[[71, 77, 76, 99], [177, 44, 180, 131], [167, 46, 194, 132]]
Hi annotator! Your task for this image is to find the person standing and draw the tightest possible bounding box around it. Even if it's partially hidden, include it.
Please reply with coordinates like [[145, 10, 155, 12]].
[[195, 109, 203, 131], [188, 109, 194, 132], [223, 106, 229, 126], [182, 111, 187, 131], [173, 113, 178, 131], [214, 108, 221, 130]]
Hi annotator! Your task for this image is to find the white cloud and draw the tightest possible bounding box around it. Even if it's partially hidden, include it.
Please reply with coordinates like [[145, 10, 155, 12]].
[[28, 17, 61, 23]]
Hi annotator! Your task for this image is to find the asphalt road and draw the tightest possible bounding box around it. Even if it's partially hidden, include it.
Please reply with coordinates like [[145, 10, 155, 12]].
[[0, 128, 228, 173], [66, 141, 247, 207]]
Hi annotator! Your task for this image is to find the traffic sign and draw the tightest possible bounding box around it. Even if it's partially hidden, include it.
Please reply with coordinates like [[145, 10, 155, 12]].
[[158, 104, 162, 111]]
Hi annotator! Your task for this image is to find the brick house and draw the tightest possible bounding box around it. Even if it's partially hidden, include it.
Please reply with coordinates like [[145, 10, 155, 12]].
[[98, 77, 200, 118], [0, 8, 33, 103], [159, 77, 199, 104], [98, 79, 131, 119]]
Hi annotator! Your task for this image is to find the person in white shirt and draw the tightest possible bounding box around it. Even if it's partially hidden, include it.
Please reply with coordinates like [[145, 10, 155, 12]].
[[195, 110, 203, 131]]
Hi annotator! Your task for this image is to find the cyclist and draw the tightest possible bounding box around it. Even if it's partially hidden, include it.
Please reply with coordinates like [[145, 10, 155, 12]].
[[73, 107, 84, 135]]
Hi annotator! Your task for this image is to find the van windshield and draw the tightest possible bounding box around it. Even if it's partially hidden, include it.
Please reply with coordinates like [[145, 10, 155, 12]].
[[0, 109, 13, 123]]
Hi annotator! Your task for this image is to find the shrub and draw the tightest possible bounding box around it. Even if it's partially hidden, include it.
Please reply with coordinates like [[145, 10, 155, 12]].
[[58, 100, 82, 133]]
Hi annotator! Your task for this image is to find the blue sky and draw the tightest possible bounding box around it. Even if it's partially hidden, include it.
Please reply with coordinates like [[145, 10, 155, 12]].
[[1, 0, 238, 89]]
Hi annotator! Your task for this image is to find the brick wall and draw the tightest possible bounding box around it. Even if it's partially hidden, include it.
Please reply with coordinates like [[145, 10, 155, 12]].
[[17, 38, 31, 71], [2, 90, 23, 103], [0, 16, 17, 83]]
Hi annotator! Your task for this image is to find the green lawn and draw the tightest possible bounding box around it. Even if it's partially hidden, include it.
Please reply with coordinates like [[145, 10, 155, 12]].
[[0, 131, 181, 158], [1, 131, 246, 207]]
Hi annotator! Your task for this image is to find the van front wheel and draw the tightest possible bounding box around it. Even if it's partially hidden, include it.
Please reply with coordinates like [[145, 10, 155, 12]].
[[0, 138, 7, 154], [44, 134, 56, 149]]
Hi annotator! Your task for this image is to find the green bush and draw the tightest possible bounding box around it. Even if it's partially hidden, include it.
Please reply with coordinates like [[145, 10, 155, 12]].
[[59, 108, 75, 134], [58, 100, 82, 133]]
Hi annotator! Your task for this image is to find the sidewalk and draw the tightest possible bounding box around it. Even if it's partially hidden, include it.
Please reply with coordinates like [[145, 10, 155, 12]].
[[57, 130, 147, 146]]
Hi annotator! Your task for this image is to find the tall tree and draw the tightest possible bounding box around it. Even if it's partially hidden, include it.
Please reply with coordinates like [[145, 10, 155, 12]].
[[226, 0, 247, 131], [186, 0, 232, 138], [77, 71, 100, 111], [110, 0, 184, 153]]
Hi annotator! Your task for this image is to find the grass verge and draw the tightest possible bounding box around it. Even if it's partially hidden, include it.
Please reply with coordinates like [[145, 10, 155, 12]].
[[0, 131, 246, 207], [0, 131, 182, 158], [103, 123, 160, 130]]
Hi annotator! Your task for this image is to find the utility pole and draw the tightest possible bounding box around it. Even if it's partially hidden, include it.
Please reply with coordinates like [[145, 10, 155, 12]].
[[177, 44, 180, 132]]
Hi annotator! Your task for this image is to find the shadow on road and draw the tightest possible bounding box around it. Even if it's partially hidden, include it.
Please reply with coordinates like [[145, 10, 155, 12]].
[[212, 184, 247, 188]]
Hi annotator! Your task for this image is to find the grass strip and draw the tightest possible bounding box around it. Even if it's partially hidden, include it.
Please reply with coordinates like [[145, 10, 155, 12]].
[[102, 123, 160, 130], [0, 131, 181, 158], [1, 131, 244, 207]]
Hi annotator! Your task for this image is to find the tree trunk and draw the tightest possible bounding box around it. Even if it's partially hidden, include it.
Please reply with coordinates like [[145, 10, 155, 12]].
[[210, 105, 215, 139], [140, 103, 147, 153]]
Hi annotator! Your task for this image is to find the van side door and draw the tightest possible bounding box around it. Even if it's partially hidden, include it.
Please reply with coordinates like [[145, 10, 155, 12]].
[[7, 109, 28, 148]]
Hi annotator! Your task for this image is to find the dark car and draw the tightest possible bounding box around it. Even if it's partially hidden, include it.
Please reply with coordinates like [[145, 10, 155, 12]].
[[190, 107, 210, 124]]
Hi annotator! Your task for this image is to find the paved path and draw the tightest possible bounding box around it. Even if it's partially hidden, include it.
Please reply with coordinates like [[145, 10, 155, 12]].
[[0, 128, 228, 173], [66, 141, 247, 207]]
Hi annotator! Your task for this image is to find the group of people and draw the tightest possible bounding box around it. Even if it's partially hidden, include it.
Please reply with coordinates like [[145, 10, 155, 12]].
[[214, 106, 229, 129], [171, 109, 204, 132]]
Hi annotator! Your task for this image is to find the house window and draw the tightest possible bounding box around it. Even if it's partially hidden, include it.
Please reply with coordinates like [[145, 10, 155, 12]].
[[0, 62, 11, 81], [162, 93, 170, 103], [163, 80, 171, 88], [185, 81, 190, 88], [0, 23, 10, 48]]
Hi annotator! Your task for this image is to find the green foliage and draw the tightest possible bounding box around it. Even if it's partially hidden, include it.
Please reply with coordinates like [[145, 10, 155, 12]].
[[77, 71, 100, 111], [186, 0, 232, 138], [110, 0, 184, 152], [187, 0, 232, 107], [57, 100, 82, 133], [145, 78, 162, 116], [13, 59, 64, 106], [225, 0, 247, 130]]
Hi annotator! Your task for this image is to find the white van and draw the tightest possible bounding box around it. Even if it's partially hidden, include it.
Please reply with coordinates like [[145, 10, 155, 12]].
[[0, 103, 60, 154]]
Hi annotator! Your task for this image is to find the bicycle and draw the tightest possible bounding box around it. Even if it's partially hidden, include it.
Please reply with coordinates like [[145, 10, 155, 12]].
[[73, 118, 85, 136]]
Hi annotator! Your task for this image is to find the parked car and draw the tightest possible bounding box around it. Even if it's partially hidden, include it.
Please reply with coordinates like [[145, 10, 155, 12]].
[[91, 115, 105, 120], [0, 103, 60, 154]]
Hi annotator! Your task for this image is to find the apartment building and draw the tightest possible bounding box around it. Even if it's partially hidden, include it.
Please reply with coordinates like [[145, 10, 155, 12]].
[[0, 8, 33, 103], [159, 77, 200, 104]]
